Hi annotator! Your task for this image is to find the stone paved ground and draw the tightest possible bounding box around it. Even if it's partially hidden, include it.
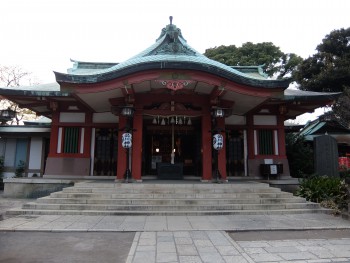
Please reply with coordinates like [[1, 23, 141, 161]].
[[1, 213, 350, 232], [2, 191, 350, 262], [127, 230, 350, 263]]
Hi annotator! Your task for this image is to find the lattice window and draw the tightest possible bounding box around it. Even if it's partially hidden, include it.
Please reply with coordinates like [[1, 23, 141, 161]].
[[258, 129, 274, 155], [63, 127, 79, 153]]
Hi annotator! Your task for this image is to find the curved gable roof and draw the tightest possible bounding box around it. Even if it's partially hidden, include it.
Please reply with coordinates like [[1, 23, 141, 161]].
[[55, 19, 290, 89]]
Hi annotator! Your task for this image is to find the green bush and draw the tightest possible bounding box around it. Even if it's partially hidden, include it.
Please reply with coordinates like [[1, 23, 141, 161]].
[[15, 160, 26, 177], [297, 175, 349, 213]]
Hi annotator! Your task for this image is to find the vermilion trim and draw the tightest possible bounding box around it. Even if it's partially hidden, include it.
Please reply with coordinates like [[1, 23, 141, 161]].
[[59, 69, 283, 98], [116, 117, 127, 180], [216, 117, 227, 180], [131, 111, 143, 180], [48, 112, 59, 157], [201, 109, 212, 180]]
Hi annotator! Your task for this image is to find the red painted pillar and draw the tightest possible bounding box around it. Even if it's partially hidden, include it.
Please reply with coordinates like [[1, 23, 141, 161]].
[[48, 111, 59, 157], [116, 116, 127, 180], [216, 117, 227, 180], [201, 112, 212, 181], [277, 114, 287, 158], [132, 111, 143, 181]]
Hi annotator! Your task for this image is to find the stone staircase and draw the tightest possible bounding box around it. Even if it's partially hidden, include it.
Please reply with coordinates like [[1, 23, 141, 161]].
[[6, 181, 331, 216]]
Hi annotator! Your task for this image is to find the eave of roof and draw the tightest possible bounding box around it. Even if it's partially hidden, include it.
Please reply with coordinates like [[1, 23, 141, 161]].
[[0, 82, 68, 97], [299, 121, 326, 136], [283, 88, 341, 101], [67, 59, 119, 75]]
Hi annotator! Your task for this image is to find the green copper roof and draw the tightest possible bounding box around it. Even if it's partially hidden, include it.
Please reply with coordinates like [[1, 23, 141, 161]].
[[54, 18, 290, 88], [283, 89, 340, 101]]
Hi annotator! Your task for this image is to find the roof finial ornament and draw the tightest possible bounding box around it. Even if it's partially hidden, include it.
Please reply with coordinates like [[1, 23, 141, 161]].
[[169, 16, 173, 25]]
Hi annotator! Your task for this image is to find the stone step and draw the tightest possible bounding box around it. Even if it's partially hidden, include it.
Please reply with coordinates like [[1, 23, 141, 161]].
[[22, 202, 320, 211], [6, 208, 331, 216], [67, 183, 280, 190], [36, 197, 307, 205], [6, 182, 332, 217], [63, 184, 281, 194], [50, 192, 293, 199], [61, 187, 282, 194]]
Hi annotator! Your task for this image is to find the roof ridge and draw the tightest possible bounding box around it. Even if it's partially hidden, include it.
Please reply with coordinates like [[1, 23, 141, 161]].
[[130, 19, 201, 58]]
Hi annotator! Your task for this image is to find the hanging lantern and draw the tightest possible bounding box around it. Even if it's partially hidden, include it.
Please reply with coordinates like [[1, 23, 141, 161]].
[[213, 108, 224, 118], [122, 133, 132, 148], [121, 107, 134, 117], [213, 134, 224, 150]]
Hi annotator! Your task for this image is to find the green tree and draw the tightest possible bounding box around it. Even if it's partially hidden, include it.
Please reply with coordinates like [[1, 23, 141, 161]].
[[294, 28, 350, 93], [332, 87, 350, 127], [293, 27, 350, 125], [204, 42, 302, 79]]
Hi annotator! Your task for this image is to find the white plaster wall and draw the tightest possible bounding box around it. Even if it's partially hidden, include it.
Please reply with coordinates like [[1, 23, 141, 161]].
[[274, 130, 279, 155], [243, 130, 248, 176], [57, 128, 62, 153], [80, 128, 84, 154], [90, 128, 96, 176], [28, 137, 43, 170], [93, 112, 119, 123], [60, 112, 85, 123], [253, 115, 277, 125], [225, 115, 246, 125], [254, 130, 258, 155]]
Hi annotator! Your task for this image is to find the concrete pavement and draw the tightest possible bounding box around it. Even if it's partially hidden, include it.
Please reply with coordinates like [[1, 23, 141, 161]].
[[1, 192, 350, 262]]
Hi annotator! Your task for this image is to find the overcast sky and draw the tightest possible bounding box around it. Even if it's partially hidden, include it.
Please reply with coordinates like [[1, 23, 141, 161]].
[[1, 0, 349, 123]]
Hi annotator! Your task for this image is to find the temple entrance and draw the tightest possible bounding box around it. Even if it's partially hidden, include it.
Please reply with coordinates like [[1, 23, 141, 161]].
[[143, 117, 201, 178]]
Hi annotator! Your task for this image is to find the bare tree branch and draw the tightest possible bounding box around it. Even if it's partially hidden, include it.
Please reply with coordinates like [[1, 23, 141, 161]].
[[0, 65, 37, 125]]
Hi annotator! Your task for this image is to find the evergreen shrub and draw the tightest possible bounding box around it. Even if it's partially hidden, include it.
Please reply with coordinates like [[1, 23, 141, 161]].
[[297, 175, 349, 214]]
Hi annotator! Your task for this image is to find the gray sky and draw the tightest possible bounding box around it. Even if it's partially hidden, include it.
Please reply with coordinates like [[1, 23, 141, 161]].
[[1, 0, 349, 83]]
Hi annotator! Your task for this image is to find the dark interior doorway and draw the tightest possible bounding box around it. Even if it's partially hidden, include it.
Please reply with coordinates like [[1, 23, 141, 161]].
[[143, 119, 201, 177], [226, 129, 245, 176], [93, 128, 118, 176]]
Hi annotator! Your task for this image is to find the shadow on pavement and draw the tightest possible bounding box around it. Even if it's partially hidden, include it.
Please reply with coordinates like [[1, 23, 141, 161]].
[[0, 231, 135, 263]]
